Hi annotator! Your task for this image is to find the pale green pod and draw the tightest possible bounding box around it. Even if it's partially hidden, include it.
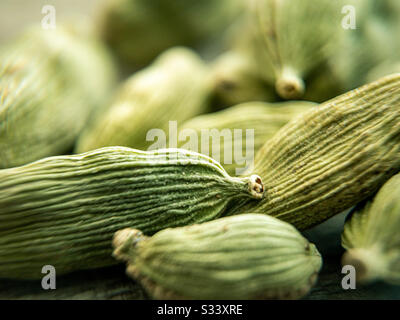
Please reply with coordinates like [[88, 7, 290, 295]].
[[0, 26, 116, 169], [96, 0, 244, 69], [0, 147, 264, 279], [332, 14, 397, 90], [211, 51, 276, 107], [342, 173, 400, 285], [248, 0, 346, 99], [229, 73, 400, 230], [112, 214, 322, 300], [177, 101, 316, 176], [366, 61, 400, 83], [76, 47, 211, 153]]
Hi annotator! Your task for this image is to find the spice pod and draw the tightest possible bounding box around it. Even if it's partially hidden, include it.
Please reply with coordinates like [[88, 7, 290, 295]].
[[177, 101, 316, 175], [342, 173, 400, 285], [0, 147, 263, 279], [0, 25, 116, 169], [113, 214, 322, 300], [76, 47, 211, 153], [248, 0, 346, 99], [230, 74, 400, 230]]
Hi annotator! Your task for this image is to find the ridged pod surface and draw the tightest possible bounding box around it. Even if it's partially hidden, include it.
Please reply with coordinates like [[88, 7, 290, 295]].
[[76, 47, 211, 153], [177, 101, 315, 175], [0, 26, 116, 169], [342, 173, 400, 285], [0, 147, 264, 279], [248, 0, 345, 99], [112, 214, 322, 300], [229, 74, 400, 230], [97, 0, 244, 69]]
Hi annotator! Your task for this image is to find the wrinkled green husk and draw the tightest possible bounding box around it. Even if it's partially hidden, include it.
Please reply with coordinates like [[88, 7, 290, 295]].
[[177, 101, 316, 175], [0, 147, 264, 280], [342, 173, 400, 285], [75, 47, 211, 153], [227, 73, 400, 230], [97, 0, 244, 69], [247, 0, 346, 99], [0, 26, 116, 169], [210, 51, 276, 107], [113, 214, 322, 300]]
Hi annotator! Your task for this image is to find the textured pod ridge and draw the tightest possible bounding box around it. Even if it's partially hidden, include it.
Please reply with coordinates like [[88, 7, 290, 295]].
[[0, 147, 262, 279], [229, 73, 400, 230], [113, 214, 322, 300]]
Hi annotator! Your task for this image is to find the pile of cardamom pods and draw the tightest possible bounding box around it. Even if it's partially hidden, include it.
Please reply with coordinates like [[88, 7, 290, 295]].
[[1, 0, 400, 300]]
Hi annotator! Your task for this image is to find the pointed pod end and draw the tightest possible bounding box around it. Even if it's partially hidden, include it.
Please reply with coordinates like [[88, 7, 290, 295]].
[[276, 72, 305, 100], [341, 248, 377, 284], [248, 174, 265, 199], [112, 228, 146, 262]]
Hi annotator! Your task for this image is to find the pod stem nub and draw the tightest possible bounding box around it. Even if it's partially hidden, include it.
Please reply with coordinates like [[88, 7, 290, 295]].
[[248, 174, 265, 199], [276, 68, 305, 100], [341, 247, 388, 284], [112, 228, 147, 262]]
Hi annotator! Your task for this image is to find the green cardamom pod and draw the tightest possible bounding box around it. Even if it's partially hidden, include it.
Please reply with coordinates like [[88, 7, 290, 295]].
[[333, 14, 397, 90], [97, 0, 244, 70], [367, 61, 400, 83], [177, 101, 316, 175], [0, 147, 263, 279], [248, 0, 346, 99], [0, 26, 116, 169], [211, 51, 276, 107], [112, 214, 322, 300], [342, 173, 400, 285], [230, 73, 400, 230], [76, 47, 211, 153]]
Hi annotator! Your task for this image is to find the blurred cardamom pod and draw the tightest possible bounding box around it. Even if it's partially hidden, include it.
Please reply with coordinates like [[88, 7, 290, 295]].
[[247, 0, 346, 100], [342, 173, 400, 285], [210, 51, 276, 107], [76, 47, 211, 153], [177, 101, 315, 175], [96, 0, 244, 70], [0, 26, 116, 169]]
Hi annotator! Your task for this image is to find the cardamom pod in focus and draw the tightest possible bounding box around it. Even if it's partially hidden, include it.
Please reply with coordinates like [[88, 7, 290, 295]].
[[76, 47, 211, 153], [0, 26, 116, 169], [112, 214, 322, 300], [97, 0, 244, 69], [248, 0, 346, 99], [230, 73, 400, 230], [0, 147, 263, 279], [342, 173, 400, 285], [177, 101, 315, 175]]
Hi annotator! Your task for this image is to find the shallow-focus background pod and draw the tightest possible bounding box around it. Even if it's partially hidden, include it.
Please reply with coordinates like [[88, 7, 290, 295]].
[[342, 173, 400, 285], [96, 0, 244, 70], [0, 26, 116, 168]]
